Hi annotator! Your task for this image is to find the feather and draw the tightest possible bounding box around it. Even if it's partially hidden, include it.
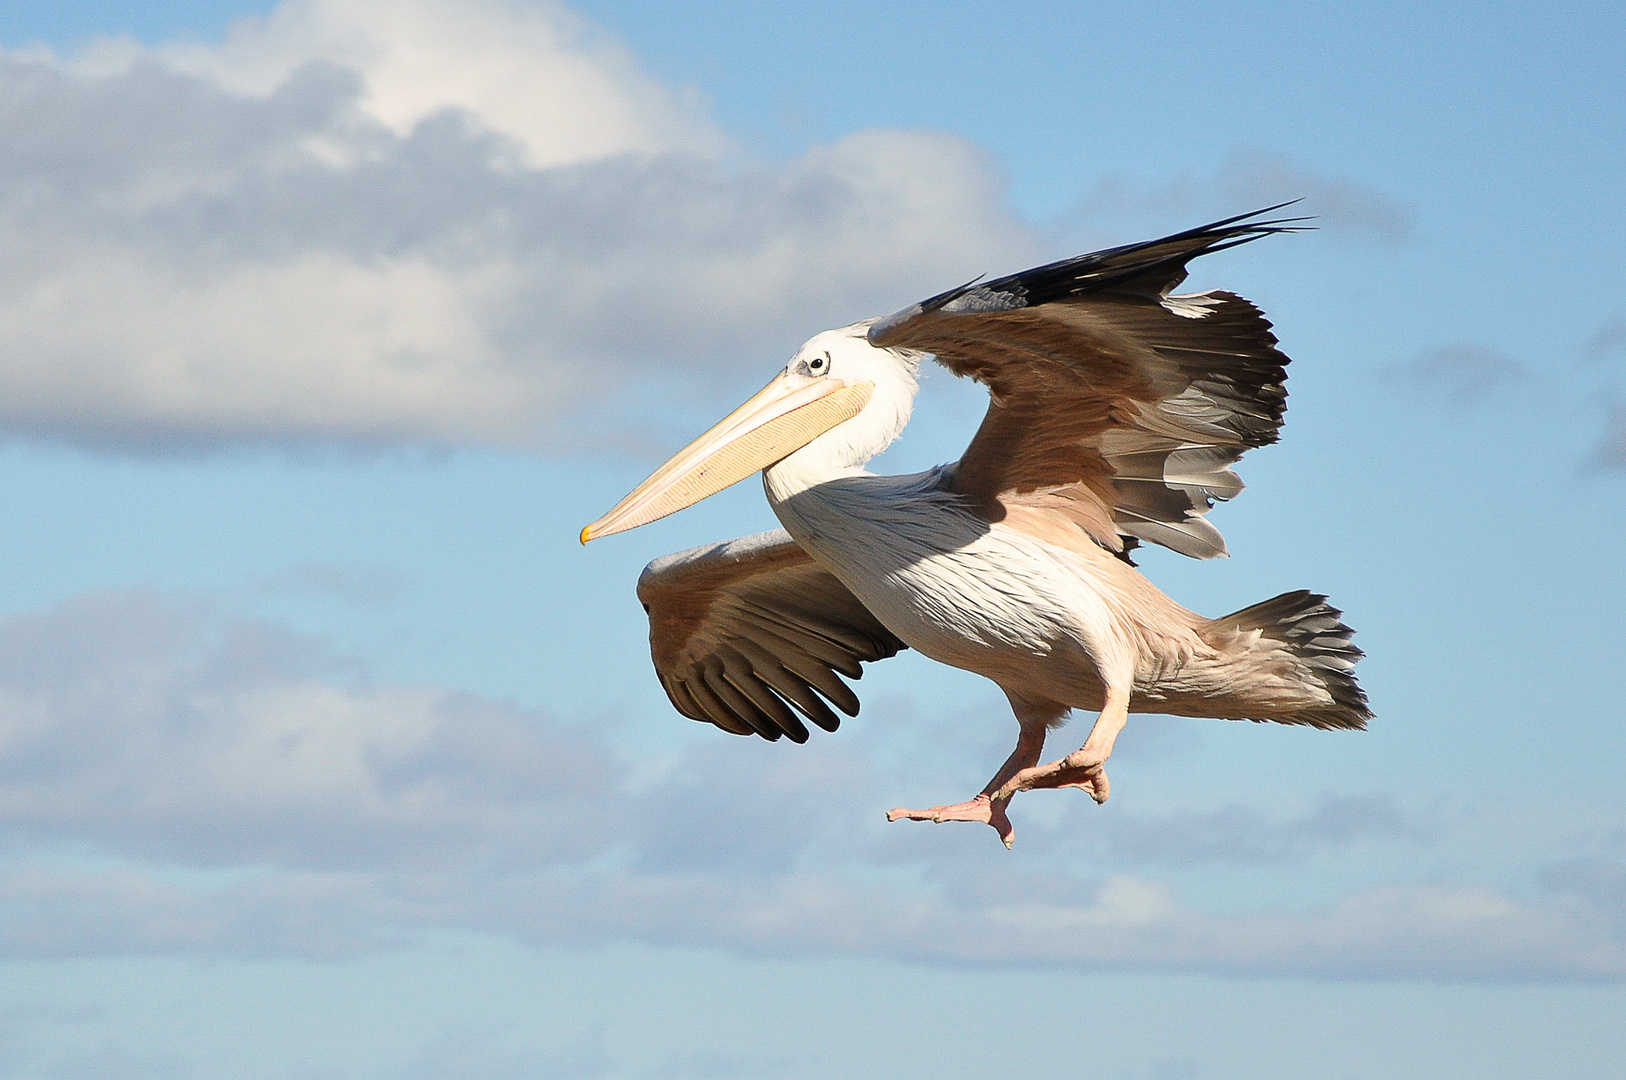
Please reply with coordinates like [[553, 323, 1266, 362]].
[[870, 208, 1302, 560], [635, 530, 904, 742]]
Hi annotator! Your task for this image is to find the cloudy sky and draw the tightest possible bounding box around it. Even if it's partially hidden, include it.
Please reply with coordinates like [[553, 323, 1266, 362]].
[[1, 1, 1623, 1077]]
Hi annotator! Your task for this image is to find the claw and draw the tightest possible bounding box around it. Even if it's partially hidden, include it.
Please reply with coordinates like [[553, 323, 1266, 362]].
[[992, 749, 1110, 804]]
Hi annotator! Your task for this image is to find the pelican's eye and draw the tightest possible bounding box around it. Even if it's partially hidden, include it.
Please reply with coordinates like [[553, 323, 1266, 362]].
[[807, 352, 830, 375]]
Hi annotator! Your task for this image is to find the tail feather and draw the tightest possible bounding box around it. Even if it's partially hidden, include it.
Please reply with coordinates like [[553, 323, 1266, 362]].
[[1206, 589, 1371, 730]]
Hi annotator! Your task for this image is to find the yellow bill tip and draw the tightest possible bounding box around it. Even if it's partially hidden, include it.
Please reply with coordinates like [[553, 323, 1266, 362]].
[[579, 523, 594, 545]]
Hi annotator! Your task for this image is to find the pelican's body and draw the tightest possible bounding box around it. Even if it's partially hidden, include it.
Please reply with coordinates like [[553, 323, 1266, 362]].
[[768, 457, 1345, 727], [584, 209, 1369, 846], [771, 467, 1148, 708]]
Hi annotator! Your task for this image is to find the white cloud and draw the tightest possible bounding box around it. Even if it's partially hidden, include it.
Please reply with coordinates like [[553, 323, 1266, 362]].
[[0, 590, 622, 870], [149, 0, 719, 168], [0, 0, 1034, 452], [1, 588, 1622, 981]]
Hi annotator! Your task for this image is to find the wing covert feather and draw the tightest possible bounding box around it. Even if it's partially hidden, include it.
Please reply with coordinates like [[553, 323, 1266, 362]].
[[636, 530, 905, 742], [868, 208, 1302, 560]]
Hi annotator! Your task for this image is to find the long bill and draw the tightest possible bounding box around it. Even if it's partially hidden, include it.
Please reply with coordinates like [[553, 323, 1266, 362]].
[[580, 373, 874, 542]]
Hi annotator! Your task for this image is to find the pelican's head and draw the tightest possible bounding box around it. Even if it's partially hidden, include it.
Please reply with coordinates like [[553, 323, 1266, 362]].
[[581, 321, 921, 542]]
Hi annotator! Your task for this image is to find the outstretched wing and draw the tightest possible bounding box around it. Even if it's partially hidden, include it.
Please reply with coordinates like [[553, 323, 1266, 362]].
[[868, 207, 1304, 560], [637, 530, 906, 743]]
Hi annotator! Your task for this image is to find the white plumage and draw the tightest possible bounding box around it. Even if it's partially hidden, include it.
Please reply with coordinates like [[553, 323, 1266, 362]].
[[586, 208, 1369, 846]]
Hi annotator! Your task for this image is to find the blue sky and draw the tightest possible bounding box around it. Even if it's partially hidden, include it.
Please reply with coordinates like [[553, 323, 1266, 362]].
[[0, 2, 1623, 1078]]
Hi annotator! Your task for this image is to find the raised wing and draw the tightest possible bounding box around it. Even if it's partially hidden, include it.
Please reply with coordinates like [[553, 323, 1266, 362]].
[[637, 530, 906, 743], [868, 207, 1304, 560]]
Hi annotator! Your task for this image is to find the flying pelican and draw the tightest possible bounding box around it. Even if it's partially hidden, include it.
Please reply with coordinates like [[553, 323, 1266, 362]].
[[581, 208, 1369, 847]]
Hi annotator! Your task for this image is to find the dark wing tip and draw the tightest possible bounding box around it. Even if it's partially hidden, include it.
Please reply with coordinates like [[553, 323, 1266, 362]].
[[870, 206, 1313, 348], [991, 204, 1312, 307]]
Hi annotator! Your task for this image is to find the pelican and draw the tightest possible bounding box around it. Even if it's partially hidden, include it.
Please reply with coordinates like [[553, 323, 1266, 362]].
[[582, 208, 1369, 846]]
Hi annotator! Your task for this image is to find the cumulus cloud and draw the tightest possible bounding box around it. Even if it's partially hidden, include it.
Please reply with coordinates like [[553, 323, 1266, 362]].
[[0, 0, 1034, 453], [1, 588, 1622, 981], [144, 0, 721, 168], [0, 590, 622, 872]]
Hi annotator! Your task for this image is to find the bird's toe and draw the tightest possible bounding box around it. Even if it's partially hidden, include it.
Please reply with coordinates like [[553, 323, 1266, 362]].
[[887, 794, 1015, 848], [993, 753, 1109, 804]]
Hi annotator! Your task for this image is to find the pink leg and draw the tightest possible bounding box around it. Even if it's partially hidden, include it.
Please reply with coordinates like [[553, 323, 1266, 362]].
[[992, 685, 1130, 805], [887, 697, 1060, 848]]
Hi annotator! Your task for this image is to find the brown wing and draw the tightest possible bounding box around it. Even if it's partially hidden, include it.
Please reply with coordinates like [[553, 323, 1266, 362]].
[[868, 207, 1302, 560], [636, 530, 906, 743]]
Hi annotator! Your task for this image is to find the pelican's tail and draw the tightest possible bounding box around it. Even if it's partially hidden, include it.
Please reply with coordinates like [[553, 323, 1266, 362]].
[[1198, 590, 1371, 730]]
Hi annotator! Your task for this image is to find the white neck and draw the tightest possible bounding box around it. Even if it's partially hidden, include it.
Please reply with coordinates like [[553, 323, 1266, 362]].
[[759, 329, 923, 508], [761, 444, 869, 503]]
